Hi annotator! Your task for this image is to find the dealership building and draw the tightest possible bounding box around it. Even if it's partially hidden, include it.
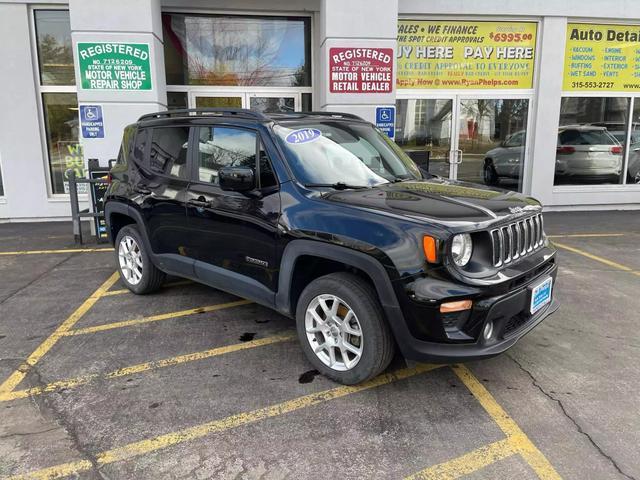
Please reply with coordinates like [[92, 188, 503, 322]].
[[1, 0, 640, 221]]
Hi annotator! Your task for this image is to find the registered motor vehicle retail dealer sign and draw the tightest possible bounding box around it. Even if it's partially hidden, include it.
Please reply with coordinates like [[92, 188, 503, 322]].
[[77, 42, 152, 90], [329, 47, 393, 93]]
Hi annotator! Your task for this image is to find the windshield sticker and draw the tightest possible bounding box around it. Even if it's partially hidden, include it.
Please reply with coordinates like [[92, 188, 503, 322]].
[[285, 128, 322, 145]]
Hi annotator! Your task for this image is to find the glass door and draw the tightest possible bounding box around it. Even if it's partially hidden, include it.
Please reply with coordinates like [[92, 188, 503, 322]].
[[453, 97, 530, 192], [189, 91, 300, 113], [395, 97, 455, 178]]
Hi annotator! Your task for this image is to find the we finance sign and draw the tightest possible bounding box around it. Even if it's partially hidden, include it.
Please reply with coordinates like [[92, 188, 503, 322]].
[[77, 42, 152, 91]]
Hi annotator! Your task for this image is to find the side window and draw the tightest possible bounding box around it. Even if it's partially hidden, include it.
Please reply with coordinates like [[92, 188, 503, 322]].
[[132, 128, 150, 165], [149, 127, 190, 179], [259, 141, 278, 188], [505, 132, 524, 147], [197, 127, 257, 184]]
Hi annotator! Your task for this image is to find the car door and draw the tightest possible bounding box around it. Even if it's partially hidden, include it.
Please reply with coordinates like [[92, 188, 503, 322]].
[[133, 125, 194, 277], [185, 124, 281, 304]]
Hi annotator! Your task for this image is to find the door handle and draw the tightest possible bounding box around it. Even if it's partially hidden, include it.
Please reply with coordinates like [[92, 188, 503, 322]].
[[188, 196, 211, 208], [449, 149, 463, 165]]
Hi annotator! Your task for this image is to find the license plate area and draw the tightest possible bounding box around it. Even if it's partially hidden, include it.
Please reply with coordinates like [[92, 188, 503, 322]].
[[529, 276, 553, 315]]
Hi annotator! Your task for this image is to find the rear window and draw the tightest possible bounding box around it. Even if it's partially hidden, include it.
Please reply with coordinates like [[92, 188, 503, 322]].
[[559, 129, 617, 146], [149, 127, 190, 179]]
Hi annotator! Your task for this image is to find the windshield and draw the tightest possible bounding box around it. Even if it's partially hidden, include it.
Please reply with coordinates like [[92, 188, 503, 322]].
[[273, 121, 422, 187]]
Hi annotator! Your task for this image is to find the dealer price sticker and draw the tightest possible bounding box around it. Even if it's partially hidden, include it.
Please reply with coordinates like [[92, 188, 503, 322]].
[[285, 129, 322, 144]]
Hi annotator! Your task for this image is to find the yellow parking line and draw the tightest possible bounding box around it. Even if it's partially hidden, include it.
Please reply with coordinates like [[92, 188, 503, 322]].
[[547, 233, 626, 238], [553, 241, 640, 276], [406, 438, 517, 480], [0, 247, 112, 256], [101, 279, 193, 297], [7, 363, 442, 479], [63, 299, 253, 336], [0, 272, 120, 394], [0, 333, 295, 402], [452, 365, 562, 480]]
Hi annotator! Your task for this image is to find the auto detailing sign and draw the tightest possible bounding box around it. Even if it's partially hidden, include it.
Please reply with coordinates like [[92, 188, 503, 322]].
[[77, 42, 152, 90], [397, 20, 537, 89], [329, 47, 393, 93], [563, 24, 640, 91]]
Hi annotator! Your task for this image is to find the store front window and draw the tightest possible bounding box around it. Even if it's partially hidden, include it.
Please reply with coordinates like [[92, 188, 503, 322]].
[[163, 13, 312, 112], [395, 20, 536, 192], [34, 10, 81, 195], [554, 97, 628, 186], [395, 97, 529, 191]]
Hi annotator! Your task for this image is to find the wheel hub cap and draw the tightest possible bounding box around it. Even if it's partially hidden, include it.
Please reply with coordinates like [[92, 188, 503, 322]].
[[305, 294, 363, 372], [118, 235, 143, 285]]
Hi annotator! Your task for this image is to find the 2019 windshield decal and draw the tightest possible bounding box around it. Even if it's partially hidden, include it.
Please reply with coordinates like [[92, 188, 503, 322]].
[[285, 128, 322, 145]]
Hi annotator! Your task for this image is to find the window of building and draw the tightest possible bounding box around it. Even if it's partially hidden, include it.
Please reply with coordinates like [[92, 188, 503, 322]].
[[163, 14, 311, 87], [34, 10, 80, 195], [149, 127, 190, 179], [163, 13, 312, 112], [197, 127, 257, 184], [555, 97, 629, 186]]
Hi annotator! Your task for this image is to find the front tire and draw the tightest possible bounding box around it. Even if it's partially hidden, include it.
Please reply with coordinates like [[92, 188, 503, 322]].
[[296, 272, 395, 385], [115, 225, 165, 294]]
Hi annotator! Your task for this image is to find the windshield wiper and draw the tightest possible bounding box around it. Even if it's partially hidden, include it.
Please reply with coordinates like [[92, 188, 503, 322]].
[[303, 182, 370, 190]]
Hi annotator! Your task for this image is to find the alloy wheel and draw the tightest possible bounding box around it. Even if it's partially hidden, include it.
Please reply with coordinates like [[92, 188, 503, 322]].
[[118, 235, 143, 285], [305, 294, 363, 371]]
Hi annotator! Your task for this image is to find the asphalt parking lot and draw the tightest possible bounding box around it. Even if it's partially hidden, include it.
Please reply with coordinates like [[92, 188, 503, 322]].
[[0, 212, 639, 480]]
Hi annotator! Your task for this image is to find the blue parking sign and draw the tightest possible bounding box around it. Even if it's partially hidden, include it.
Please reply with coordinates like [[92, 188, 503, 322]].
[[80, 105, 105, 139], [375, 106, 395, 139]]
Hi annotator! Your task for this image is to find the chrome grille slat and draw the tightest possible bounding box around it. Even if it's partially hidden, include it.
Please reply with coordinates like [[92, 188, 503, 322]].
[[489, 214, 545, 268]]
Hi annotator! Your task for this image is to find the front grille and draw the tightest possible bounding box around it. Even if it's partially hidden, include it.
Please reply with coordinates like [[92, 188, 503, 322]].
[[490, 214, 544, 268]]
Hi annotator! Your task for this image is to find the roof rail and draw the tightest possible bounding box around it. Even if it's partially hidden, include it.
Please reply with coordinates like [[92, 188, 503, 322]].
[[137, 108, 270, 122], [303, 111, 365, 121]]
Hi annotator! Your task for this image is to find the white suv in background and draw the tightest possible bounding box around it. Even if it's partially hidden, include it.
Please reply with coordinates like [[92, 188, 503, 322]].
[[555, 125, 622, 182]]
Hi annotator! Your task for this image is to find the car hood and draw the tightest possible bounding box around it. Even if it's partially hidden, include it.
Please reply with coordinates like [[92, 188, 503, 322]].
[[320, 178, 542, 226]]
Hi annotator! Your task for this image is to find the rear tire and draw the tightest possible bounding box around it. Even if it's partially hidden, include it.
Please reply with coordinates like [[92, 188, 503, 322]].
[[295, 272, 395, 385], [115, 225, 165, 294], [483, 162, 500, 186]]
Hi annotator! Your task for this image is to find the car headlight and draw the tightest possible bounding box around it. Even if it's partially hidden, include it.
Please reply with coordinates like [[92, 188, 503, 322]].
[[451, 233, 473, 267]]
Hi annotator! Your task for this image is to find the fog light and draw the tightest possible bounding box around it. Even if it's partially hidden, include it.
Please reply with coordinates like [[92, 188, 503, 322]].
[[483, 321, 494, 340]]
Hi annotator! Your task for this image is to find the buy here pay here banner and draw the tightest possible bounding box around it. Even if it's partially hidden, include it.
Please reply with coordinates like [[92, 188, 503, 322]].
[[397, 20, 537, 89]]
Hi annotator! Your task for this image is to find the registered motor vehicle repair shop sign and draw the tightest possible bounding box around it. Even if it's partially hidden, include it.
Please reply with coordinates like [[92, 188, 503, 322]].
[[77, 42, 152, 90]]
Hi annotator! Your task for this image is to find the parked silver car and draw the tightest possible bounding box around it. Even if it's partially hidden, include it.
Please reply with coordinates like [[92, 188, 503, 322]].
[[483, 126, 622, 186]]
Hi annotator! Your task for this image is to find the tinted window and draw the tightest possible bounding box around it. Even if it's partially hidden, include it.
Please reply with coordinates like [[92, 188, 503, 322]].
[[259, 142, 277, 188], [132, 129, 150, 165], [559, 129, 617, 146], [197, 127, 257, 184], [149, 127, 190, 179]]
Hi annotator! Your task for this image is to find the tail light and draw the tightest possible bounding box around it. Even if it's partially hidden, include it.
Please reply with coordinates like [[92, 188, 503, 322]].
[[556, 146, 576, 155], [611, 146, 623, 154]]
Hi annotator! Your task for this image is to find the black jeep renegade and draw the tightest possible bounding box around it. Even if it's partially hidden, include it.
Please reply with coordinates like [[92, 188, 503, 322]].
[[105, 108, 558, 385]]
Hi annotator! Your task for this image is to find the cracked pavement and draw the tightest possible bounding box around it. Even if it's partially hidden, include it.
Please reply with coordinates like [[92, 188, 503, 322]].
[[1, 215, 639, 479]]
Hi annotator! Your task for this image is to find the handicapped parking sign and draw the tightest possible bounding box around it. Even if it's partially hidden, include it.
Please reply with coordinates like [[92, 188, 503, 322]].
[[375, 106, 395, 139], [80, 104, 105, 139]]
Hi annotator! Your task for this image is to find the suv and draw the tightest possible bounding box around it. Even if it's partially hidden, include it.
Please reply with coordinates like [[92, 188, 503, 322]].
[[105, 108, 558, 385]]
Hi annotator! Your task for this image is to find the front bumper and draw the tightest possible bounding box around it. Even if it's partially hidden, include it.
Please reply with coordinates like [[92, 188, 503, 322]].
[[386, 261, 559, 363]]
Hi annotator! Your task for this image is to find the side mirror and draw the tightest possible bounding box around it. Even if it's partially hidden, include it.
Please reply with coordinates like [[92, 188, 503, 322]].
[[219, 166, 255, 192]]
